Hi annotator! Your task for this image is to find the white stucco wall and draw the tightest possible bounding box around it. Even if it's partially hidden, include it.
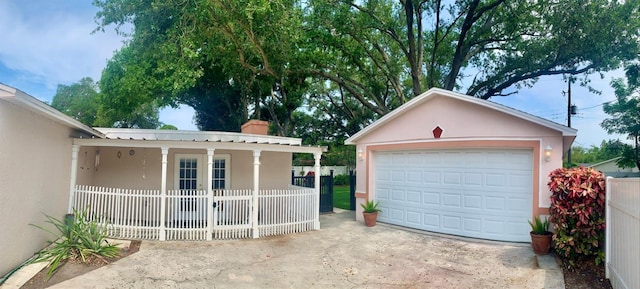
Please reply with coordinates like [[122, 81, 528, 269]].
[[87, 148, 293, 191], [0, 100, 75, 276]]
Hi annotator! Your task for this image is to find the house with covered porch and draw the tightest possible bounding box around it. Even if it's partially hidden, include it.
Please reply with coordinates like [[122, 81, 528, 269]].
[[0, 83, 324, 277]]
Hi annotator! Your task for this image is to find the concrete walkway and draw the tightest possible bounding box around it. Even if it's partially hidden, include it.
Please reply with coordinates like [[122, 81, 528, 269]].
[[51, 210, 564, 289]]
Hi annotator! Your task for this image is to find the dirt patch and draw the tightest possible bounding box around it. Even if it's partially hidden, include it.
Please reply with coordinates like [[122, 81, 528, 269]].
[[20, 240, 140, 289], [561, 255, 612, 289]]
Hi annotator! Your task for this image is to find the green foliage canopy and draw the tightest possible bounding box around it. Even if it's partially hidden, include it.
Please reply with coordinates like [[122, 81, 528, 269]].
[[601, 62, 640, 170], [51, 77, 100, 126], [92, 0, 640, 142]]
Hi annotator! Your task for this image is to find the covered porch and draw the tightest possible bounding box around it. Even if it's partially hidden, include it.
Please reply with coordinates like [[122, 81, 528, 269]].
[[68, 128, 325, 241]]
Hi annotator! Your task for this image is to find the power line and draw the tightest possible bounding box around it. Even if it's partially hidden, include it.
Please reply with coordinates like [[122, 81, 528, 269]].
[[579, 100, 615, 111]]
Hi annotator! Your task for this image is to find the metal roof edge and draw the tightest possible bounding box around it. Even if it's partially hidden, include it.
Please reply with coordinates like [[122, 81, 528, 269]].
[[345, 87, 577, 145], [94, 127, 304, 144], [1, 83, 104, 138]]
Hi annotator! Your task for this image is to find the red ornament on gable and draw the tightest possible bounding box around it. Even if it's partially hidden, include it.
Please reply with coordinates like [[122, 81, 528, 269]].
[[432, 126, 443, 138]]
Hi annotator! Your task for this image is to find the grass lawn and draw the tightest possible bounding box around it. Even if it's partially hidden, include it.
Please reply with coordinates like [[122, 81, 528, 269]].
[[333, 185, 352, 210]]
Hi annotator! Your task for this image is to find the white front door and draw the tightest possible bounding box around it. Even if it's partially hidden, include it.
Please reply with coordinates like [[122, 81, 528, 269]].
[[174, 154, 231, 222], [175, 154, 205, 222]]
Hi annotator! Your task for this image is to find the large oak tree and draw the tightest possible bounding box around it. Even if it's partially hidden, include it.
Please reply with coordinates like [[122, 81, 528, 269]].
[[93, 0, 640, 140]]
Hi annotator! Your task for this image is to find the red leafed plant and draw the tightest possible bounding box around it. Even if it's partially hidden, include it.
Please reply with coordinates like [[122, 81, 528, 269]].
[[548, 166, 606, 266]]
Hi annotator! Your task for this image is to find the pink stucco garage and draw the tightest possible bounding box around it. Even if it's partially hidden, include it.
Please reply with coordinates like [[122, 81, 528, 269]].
[[345, 88, 577, 242]]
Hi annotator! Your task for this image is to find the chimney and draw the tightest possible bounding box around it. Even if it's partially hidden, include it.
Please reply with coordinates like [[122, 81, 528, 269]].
[[241, 120, 269, 135]]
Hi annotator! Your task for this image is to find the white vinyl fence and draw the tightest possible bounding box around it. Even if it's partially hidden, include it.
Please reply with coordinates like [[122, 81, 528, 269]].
[[73, 185, 317, 241], [606, 177, 640, 289]]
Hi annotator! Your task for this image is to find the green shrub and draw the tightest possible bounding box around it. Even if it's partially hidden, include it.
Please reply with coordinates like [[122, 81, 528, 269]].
[[333, 174, 350, 185], [361, 200, 381, 213], [528, 216, 550, 235], [548, 166, 606, 266], [31, 207, 120, 279]]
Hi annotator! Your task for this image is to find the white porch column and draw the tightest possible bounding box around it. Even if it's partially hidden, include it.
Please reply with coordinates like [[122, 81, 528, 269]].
[[206, 148, 215, 241], [67, 145, 80, 213], [313, 152, 322, 230], [252, 150, 261, 238], [159, 147, 169, 241]]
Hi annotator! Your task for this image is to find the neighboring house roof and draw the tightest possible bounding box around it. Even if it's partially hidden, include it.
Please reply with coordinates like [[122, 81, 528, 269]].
[[345, 88, 577, 148], [588, 157, 622, 168], [0, 83, 103, 138]]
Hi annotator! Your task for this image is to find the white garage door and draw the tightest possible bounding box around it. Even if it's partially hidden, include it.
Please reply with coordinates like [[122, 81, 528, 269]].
[[375, 149, 533, 242]]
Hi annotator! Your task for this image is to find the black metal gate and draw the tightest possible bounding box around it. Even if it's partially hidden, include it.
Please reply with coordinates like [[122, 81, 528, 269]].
[[292, 170, 334, 213]]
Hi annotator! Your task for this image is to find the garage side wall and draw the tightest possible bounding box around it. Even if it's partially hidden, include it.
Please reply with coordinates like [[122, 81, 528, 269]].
[[0, 100, 75, 277]]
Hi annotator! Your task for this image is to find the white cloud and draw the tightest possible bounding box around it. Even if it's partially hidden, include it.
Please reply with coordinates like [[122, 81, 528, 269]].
[[0, 1, 124, 95]]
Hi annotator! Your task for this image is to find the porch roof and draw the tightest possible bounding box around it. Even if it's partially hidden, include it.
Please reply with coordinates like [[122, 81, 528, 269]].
[[74, 128, 326, 154]]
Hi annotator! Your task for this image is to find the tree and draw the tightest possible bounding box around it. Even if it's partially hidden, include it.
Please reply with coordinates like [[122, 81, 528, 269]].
[[51, 77, 100, 126], [567, 139, 632, 167], [93, 0, 308, 136], [601, 63, 640, 171], [93, 0, 640, 142], [305, 0, 640, 115], [177, 63, 245, 131], [93, 42, 163, 129]]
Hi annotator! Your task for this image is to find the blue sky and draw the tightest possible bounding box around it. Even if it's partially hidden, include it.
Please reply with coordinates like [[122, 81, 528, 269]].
[[0, 1, 626, 147]]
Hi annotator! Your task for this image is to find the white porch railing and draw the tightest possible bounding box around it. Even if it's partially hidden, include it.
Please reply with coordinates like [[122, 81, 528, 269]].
[[605, 177, 640, 289], [73, 185, 317, 241], [259, 186, 315, 237]]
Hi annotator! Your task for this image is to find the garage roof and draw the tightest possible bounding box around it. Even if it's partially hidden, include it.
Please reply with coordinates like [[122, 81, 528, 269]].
[[345, 88, 577, 145]]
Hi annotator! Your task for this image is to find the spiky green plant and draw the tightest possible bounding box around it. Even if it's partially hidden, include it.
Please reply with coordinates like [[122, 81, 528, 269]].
[[528, 216, 550, 235], [31, 207, 120, 279]]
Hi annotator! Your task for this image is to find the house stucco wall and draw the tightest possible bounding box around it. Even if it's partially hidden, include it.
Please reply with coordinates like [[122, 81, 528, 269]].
[[0, 100, 75, 277], [87, 148, 292, 191], [352, 95, 566, 221]]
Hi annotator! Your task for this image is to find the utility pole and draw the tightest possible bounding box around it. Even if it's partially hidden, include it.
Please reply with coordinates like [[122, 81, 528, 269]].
[[565, 77, 577, 165], [567, 78, 572, 164]]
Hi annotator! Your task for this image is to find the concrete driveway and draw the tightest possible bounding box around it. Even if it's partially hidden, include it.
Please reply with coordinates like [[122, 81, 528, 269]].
[[51, 210, 563, 289]]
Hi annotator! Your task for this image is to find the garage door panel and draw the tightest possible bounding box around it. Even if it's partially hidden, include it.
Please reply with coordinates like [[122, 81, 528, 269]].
[[485, 197, 506, 211], [506, 198, 530, 215], [375, 149, 532, 242], [464, 218, 483, 232], [407, 171, 422, 183], [510, 174, 531, 187], [390, 189, 405, 201], [443, 172, 462, 184], [463, 195, 482, 209], [376, 170, 391, 181], [486, 174, 507, 186], [406, 210, 421, 225], [391, 171, 405, 182], [442, 193, 461, 207], [389, 208, 405, 222], [422, 192, 440, 205], [377, 188, 390, 200], [424, 213, 440, 228], [423, 171, 441, 183], [442, 215, 462, 230], [406, 190, 421, 203], [464, 173, 483, 186]]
